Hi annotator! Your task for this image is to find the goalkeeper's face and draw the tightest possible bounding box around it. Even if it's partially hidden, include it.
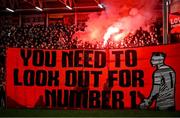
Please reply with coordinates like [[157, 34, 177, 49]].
[[151, 55, 164, 67]]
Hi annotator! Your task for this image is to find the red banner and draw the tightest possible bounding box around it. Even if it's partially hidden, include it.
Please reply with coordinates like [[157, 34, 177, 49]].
[[170, 14, 180, 33], [6, 44, 180, 110]]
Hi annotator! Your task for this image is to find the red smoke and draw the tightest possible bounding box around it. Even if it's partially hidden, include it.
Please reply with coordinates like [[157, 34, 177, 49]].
[[74, 0, 159, 45]]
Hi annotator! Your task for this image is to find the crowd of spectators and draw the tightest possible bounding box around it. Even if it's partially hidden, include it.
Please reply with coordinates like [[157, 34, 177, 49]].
[[0, 23, 77, 49], [0, 21, 162, 50]]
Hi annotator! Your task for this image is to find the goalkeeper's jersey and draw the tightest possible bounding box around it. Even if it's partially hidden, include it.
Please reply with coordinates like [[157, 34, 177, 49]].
[[153, 65, 175, 110]]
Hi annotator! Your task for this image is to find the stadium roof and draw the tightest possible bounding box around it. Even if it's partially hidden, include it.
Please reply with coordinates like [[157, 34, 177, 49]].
[[0, 0, 105, 14]]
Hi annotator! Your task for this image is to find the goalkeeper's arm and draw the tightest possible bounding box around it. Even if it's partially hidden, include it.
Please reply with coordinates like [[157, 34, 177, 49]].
[[139, 84, 160, 109], [147, 84, 160, 105]]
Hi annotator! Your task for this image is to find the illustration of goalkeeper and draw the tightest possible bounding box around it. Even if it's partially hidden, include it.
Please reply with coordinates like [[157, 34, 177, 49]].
[[139, 52, 176, 110]]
